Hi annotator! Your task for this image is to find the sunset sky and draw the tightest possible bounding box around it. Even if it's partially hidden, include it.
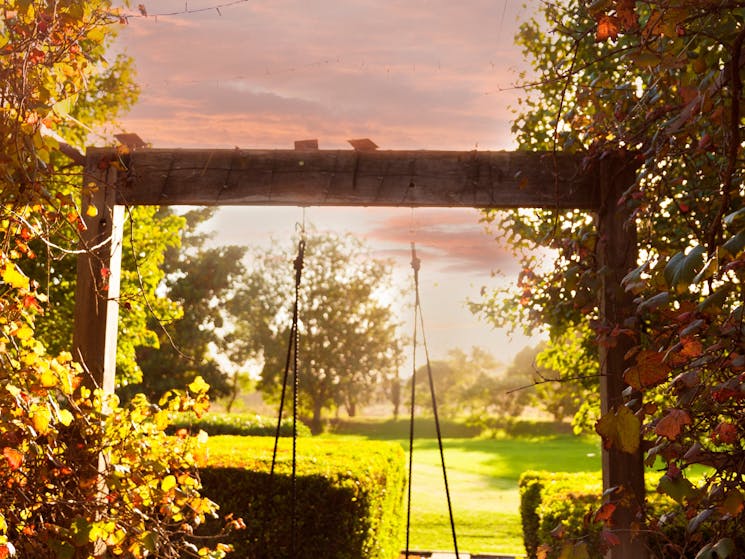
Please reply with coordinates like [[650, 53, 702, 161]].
[[112, 0, 544, 368]]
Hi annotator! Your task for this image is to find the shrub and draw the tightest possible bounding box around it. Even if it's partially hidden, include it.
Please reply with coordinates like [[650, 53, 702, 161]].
[[519, 471, 604, 559], [198, 436, 406, 559], [518, 470, 745, 559], [169, 411, 311, 437]]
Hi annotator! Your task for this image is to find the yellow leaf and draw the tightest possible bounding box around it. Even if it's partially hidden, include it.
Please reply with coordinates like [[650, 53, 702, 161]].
[[197, 429, 208, 445], [14, 325, 33, 341], [40, 369, 57, 388], [58, 409, 74, 426], [2, 262, 29, 290], [595, 405, 641, 454], [32, 407, 52, 435], [188, 376, 210, 394], [86, 205, 98, 217], [161, 475, 177, 492]]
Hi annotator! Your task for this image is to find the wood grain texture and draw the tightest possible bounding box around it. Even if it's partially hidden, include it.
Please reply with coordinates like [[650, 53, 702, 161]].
[[72, 159, 124, 393], [83, 148, 599, 209]]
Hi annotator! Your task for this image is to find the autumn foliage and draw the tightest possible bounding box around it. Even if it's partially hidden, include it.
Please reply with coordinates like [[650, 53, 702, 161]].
[[0, 2, 233, 557], [479, 0, 745, 556]]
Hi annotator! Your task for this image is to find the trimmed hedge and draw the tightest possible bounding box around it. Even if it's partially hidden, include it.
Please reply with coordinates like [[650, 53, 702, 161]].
[[168, 412, 311, 437], [198, 436, 406, 559]]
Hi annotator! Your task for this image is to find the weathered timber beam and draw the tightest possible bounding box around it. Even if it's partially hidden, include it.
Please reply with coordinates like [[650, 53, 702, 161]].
[[85, 148, 599, 209]]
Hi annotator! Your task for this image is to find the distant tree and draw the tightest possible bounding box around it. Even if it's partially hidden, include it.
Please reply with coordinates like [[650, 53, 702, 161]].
[[410, 346, 510, 419], [459, 346, 534, 423], [125, 208, 246, 401], [533, 326, 598, 428], [227, 229, 403, 434]]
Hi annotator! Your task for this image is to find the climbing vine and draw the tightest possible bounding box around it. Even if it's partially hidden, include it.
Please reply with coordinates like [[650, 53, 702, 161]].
[[0, 1, 235, 557], [478, 1, 745, 556]]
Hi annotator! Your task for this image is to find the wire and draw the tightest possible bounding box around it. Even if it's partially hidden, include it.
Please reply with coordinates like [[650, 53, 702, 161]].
[[405, 242, 460, 559]]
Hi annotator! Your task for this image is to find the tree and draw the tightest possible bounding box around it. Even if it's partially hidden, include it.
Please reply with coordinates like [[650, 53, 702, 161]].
[[127, 208, 247, 402], [476, 1, 745, 555], [409, 346, 503, 418], [0, 2, 234, 557], [228, 229, 403, 434]]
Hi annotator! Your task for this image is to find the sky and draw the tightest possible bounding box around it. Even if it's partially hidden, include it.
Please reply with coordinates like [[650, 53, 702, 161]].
[[112, 0, 544, 368]]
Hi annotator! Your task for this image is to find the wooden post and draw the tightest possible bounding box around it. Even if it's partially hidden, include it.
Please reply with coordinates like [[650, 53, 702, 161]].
[[73, 150, 124, 394], [596, 155, 646, 559]]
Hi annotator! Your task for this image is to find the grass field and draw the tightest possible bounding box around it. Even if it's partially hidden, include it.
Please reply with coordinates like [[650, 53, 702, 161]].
[[321, 421, 603, 556]]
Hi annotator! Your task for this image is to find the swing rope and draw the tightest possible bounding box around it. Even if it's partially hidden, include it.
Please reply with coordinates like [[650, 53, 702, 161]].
[[267, 235, 306, 557], [405, 242, 460, 559]]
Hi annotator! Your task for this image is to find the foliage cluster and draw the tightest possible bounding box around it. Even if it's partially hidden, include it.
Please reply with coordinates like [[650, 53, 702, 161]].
[[0, 1, 233, 557], [476, 1, 745, 553], [198, 435, 407, 559], [169, 411, 310, 438]]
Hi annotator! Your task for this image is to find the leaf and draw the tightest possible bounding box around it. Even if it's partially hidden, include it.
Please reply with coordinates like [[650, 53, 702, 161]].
[[3, 447, 23, 470], [32, 406, 52, 435], [687, 508, 714, 534], [600, 528, 621, 547], [655, 409, 691, 440], [712, 538, 736, 558], [596, 15, 620, 41], [58, 408, 74, 426], [595, 405, 640, 454], [2, 262, 29, 290], [624, 350, 670, 390], [188, 376, 210, 395], [657, 474, 694, 504], [665, 246, 705, 294], [161, 474, 177, 492], [40, 368, 58, 388], [720, 231, 745, 259], [719, 491, 743, 516], [594, 502, 616, 522]]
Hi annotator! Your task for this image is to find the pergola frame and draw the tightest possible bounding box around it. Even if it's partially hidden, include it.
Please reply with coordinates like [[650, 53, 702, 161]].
[[73, 146, 645, 559]]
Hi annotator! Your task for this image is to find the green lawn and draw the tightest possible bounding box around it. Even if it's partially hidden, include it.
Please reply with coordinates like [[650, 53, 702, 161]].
[[321, 426, 602, 556]]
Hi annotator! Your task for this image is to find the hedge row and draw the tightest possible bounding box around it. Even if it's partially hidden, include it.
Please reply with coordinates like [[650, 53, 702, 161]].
[[519, 470, 745, 559], [198, 435, 406, 559], [168, 412, 311, 437]]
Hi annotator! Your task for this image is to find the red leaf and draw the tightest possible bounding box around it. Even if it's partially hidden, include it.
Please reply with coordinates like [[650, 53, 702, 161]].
[[655, 409, 691, 441], [594, 502, 617, 523], [624, 350, 671, 390], [615, 0, 638, 31], [712, 422, 738, 445], [3, 447, 23, 470], [601, 528, 621, 547], [596, 15, 620, 42]]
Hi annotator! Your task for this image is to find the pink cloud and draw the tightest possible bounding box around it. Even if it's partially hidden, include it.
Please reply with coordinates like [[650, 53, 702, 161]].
[[112, 0, 532, 150], [364, 208, 516, 276]]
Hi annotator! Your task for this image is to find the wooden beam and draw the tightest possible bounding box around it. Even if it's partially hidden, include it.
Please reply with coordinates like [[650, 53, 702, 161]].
[[596, 155, 647, 559], [83, 148, 598, 209], [72, 158, 124, 393]]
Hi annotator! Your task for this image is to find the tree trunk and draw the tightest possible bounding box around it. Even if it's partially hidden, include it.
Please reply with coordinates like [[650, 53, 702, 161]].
[[311, 402, 323, 435]]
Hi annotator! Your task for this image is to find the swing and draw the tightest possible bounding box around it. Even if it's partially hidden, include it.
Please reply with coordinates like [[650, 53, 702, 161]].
[[265, 228, 460, 559]]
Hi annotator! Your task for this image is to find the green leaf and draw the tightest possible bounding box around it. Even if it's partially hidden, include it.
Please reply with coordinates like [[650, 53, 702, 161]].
[[665, 246, 705, 294], [712, 538, 736, 558], [657, 474, 694, 505], [720, 231, 745, 259], [595, 405, 640, 454], [723, 207, 745, 228], [71, 517, 92, 547]]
